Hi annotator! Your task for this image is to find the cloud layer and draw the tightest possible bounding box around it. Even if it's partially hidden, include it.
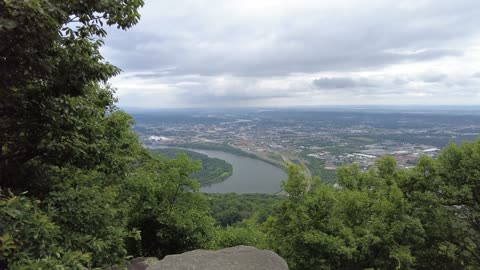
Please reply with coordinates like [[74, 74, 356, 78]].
[[102, 0, 480, 108]]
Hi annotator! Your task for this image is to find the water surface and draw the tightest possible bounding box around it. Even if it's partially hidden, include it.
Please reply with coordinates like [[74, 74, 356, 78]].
[[150, 146, 286, 194]]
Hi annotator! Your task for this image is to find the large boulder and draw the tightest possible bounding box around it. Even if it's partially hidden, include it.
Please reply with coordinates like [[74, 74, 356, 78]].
[[126, 246, 289, 270]]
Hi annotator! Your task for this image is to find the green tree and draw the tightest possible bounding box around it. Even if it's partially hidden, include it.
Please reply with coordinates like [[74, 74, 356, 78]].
[[267, 161, 425, 270], [211, 218, 268, 250], [433, 140, 480, 268], [122, 154, 215, 258], [397, 155, 464, 269], [207, 193, 284, 227], [0, 191, 93, 269], [1, 1, 147, 268], [0, 0, 144, 196], [394, 144, 480, 269], [0, 1, 235, 268]]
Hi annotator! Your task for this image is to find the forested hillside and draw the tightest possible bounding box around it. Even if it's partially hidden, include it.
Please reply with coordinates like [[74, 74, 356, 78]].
[[267, 149, 480, 269], [150, 148, 233, 186], [207, 193, 284, 227], [1, 1, 479, 270]]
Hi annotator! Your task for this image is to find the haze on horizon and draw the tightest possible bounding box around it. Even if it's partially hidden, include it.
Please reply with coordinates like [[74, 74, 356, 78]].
[[102, 0, 480, 108]]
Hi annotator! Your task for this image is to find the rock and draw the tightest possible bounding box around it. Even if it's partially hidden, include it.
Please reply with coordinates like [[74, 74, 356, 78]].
[[127, 246, 289, 270], [123, 257, 161, 270]]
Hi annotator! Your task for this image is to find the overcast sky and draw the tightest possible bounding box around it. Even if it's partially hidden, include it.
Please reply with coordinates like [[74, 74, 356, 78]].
[[102, 0, 480, 108]]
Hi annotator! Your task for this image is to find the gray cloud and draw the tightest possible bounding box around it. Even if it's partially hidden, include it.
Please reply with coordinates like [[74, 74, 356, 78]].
[[103, 0, 478, 77], [124, 70, 174, 79], [313, 77, 375, 89], [420, 73, 448, 83], [393, 77, 410, 85], [102, 0, 480, 107]]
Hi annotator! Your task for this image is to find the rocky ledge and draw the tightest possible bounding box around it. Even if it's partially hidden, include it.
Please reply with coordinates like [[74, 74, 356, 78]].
[[125, 245, 289, 270]]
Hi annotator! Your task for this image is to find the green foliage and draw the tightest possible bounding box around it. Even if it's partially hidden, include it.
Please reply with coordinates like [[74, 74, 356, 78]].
[[433, 139, 480, 268], [281, 164, 309, 199], [0, 1, 152, 268], [301, 153, 337, 183], [0, 0, 144, 195], [0, 0, 218, 268], [206, 193, 284, 251], [150, 148, 233, 186], [0, 191, 93, 269], [45, 169, 136, 267], [267, 150, 480, 270], [122, 155, 215, 258], [376, 156, 397, 179], [207, 193, 285, 227], [211, 219, 268, 250], [268, 162, 424, 269]]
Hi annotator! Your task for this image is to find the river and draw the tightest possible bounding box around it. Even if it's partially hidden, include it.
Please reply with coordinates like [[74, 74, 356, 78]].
[[149, 146, 287, 194]]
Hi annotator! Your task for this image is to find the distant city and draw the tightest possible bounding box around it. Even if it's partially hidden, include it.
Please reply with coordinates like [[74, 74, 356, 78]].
[[130, 107, 480, 182]]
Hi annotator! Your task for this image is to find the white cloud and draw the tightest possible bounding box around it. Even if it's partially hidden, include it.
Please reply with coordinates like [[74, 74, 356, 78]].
[[102, 0, 480, 108]]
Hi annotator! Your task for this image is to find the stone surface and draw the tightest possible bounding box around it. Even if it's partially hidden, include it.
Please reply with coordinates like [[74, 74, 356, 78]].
[[127, 246, 289, 270], [124, 257, 161, 270]]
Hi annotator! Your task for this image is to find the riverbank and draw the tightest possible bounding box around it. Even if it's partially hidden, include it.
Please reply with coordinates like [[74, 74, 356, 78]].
[[149, 147, 233, 186], [148, 144, 287, 194], [167, 142, 286, 170]]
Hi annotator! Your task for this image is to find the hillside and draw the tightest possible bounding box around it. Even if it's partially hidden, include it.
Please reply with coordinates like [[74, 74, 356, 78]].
[[150, 148, 233, 186]]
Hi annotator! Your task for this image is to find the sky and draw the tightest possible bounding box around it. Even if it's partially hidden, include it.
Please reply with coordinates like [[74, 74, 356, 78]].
[[101, 0, 480, 108]]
